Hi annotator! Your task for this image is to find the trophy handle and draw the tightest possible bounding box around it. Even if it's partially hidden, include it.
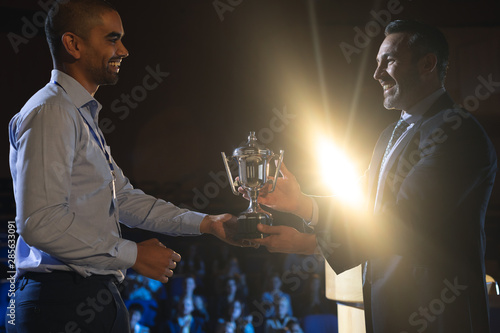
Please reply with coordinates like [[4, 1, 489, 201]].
[[269, 150, 284, 193], [221, 152, 239, 195]]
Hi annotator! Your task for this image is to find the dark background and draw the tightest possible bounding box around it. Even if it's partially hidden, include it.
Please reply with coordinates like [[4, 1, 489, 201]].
[[1, 0, 500, 279]]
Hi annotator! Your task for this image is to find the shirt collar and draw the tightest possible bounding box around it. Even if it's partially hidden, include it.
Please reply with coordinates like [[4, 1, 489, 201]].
[[401, 87, 446, 123], [50, 69, 102, 121]]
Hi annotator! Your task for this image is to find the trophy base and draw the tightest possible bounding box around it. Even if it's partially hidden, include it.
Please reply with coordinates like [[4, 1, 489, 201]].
[[235, 213, 272, 239]]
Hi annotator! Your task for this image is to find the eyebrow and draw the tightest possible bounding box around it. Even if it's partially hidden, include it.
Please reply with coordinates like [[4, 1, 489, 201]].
[[105, 32, 124, 39], [376, 52, 394, 63]]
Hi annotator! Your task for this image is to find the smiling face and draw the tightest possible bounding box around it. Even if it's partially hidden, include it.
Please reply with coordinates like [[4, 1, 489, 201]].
[[373, 32, 424, 111], [77, 10, 128, 91]]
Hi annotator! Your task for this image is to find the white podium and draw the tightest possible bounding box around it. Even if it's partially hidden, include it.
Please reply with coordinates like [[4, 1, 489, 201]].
[[325, 263, 366, 333]]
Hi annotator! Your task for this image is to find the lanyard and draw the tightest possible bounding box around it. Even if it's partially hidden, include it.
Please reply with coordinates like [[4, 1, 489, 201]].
[[52, 80, 117, 200]]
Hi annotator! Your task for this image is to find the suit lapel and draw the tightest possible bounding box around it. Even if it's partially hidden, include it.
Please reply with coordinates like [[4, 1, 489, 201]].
[[367, 126, 394, 207], [372, 92, 456, 211], [374, 124, 420, 211]]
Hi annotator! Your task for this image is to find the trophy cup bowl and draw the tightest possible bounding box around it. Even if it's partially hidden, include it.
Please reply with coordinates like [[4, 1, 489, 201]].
[[222, 132, 284, 239]]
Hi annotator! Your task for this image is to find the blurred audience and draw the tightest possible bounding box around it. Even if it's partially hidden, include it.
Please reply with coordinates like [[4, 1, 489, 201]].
[[193, 294, 211, 323], [216, 299, 254, 333], [129, 303, 151, 333], [171, 275, 210, 323], [215, 254, 249, 299], [215, 321, 236, 333], [124, 272, 166, 327], [296, 274, 336, 317], [157, 296, 206, 333], [216, 277, 247, 319], [120, 242, 338, 332], [126, 272, 166, 301], [261, 273, 293, 318], [177, 243, 207, 280], [284, 319, 304, 333], [264, 296, 298, 333]]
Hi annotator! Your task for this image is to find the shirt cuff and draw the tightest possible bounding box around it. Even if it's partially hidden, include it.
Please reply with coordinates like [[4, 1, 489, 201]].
[[114, 238, 138, 269], [170, 211, 207, 235], [182, 211, 206, 234], [303, 196, 319, 228]]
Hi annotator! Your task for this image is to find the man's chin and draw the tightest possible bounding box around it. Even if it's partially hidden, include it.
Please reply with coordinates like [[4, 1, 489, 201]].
[[383, 96, 404, 111], [383, 100, 398, 110], [383, 104, 402, 111], [99, 76, 119, 86]]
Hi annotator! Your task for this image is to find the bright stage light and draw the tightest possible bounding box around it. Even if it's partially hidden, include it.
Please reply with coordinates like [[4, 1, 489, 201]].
[[316, 137, 364, 206]]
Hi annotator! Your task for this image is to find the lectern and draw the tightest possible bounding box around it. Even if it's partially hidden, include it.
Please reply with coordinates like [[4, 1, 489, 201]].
[[325, 263, 366, 333]]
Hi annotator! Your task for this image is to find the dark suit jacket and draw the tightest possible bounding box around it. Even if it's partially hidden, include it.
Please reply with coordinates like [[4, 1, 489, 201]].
[[315, 93, 497, 333]]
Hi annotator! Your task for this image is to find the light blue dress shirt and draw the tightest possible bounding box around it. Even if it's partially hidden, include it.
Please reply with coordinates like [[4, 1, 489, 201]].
[[9, 70, 206, 281]]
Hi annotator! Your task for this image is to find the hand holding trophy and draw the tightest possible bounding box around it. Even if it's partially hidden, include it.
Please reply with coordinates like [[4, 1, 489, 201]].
[[221, 132, 284, 239]]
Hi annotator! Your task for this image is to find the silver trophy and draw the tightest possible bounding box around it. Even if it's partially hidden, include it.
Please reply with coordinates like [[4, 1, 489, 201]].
[[222, 132, 284, 239]]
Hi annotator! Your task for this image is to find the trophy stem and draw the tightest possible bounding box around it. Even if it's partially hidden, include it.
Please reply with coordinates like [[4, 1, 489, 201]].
[[247, 189, 259, 213], [235, 188, 272, 239]]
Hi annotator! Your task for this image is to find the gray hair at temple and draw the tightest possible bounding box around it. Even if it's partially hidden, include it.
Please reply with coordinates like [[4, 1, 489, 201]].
[[385, 20, 449, 84], [45, 0, 117, 59]]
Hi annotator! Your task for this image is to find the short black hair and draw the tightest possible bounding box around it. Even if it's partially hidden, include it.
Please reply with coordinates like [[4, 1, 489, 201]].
[[385, 20, 449, 83], [45, 0, 116, 59]]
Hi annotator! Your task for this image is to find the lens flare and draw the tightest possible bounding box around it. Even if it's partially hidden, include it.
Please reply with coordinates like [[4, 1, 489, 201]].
[[316, 137, 364, 206]]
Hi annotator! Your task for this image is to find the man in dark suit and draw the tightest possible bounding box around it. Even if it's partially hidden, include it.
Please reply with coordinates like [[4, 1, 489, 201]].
[[247, 20, 497, 332]]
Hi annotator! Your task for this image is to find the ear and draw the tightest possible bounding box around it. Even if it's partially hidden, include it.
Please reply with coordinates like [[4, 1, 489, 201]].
[[61, 32, 83, 60], [418, 53, 438, 76]]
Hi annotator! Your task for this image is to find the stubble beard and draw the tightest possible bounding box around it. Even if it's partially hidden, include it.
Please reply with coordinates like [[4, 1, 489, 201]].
[[89, 64, 119, 87], [383, 71, 421, 111]]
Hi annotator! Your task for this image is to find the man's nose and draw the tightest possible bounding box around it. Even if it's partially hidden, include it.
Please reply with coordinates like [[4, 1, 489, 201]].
[[118, 41, 129, 58], [373, 64, 383, 81]]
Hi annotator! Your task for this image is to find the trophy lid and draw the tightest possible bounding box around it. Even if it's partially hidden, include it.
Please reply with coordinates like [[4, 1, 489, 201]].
[[233, 132, 273, 157]]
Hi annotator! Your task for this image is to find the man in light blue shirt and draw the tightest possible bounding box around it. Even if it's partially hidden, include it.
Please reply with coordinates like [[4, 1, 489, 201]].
[[8, 1, 241, 332]]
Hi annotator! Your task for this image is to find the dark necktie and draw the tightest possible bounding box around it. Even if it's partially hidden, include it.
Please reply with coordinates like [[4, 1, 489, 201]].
[[364, 118, 410, 286], [380, 118, 410, 174]]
